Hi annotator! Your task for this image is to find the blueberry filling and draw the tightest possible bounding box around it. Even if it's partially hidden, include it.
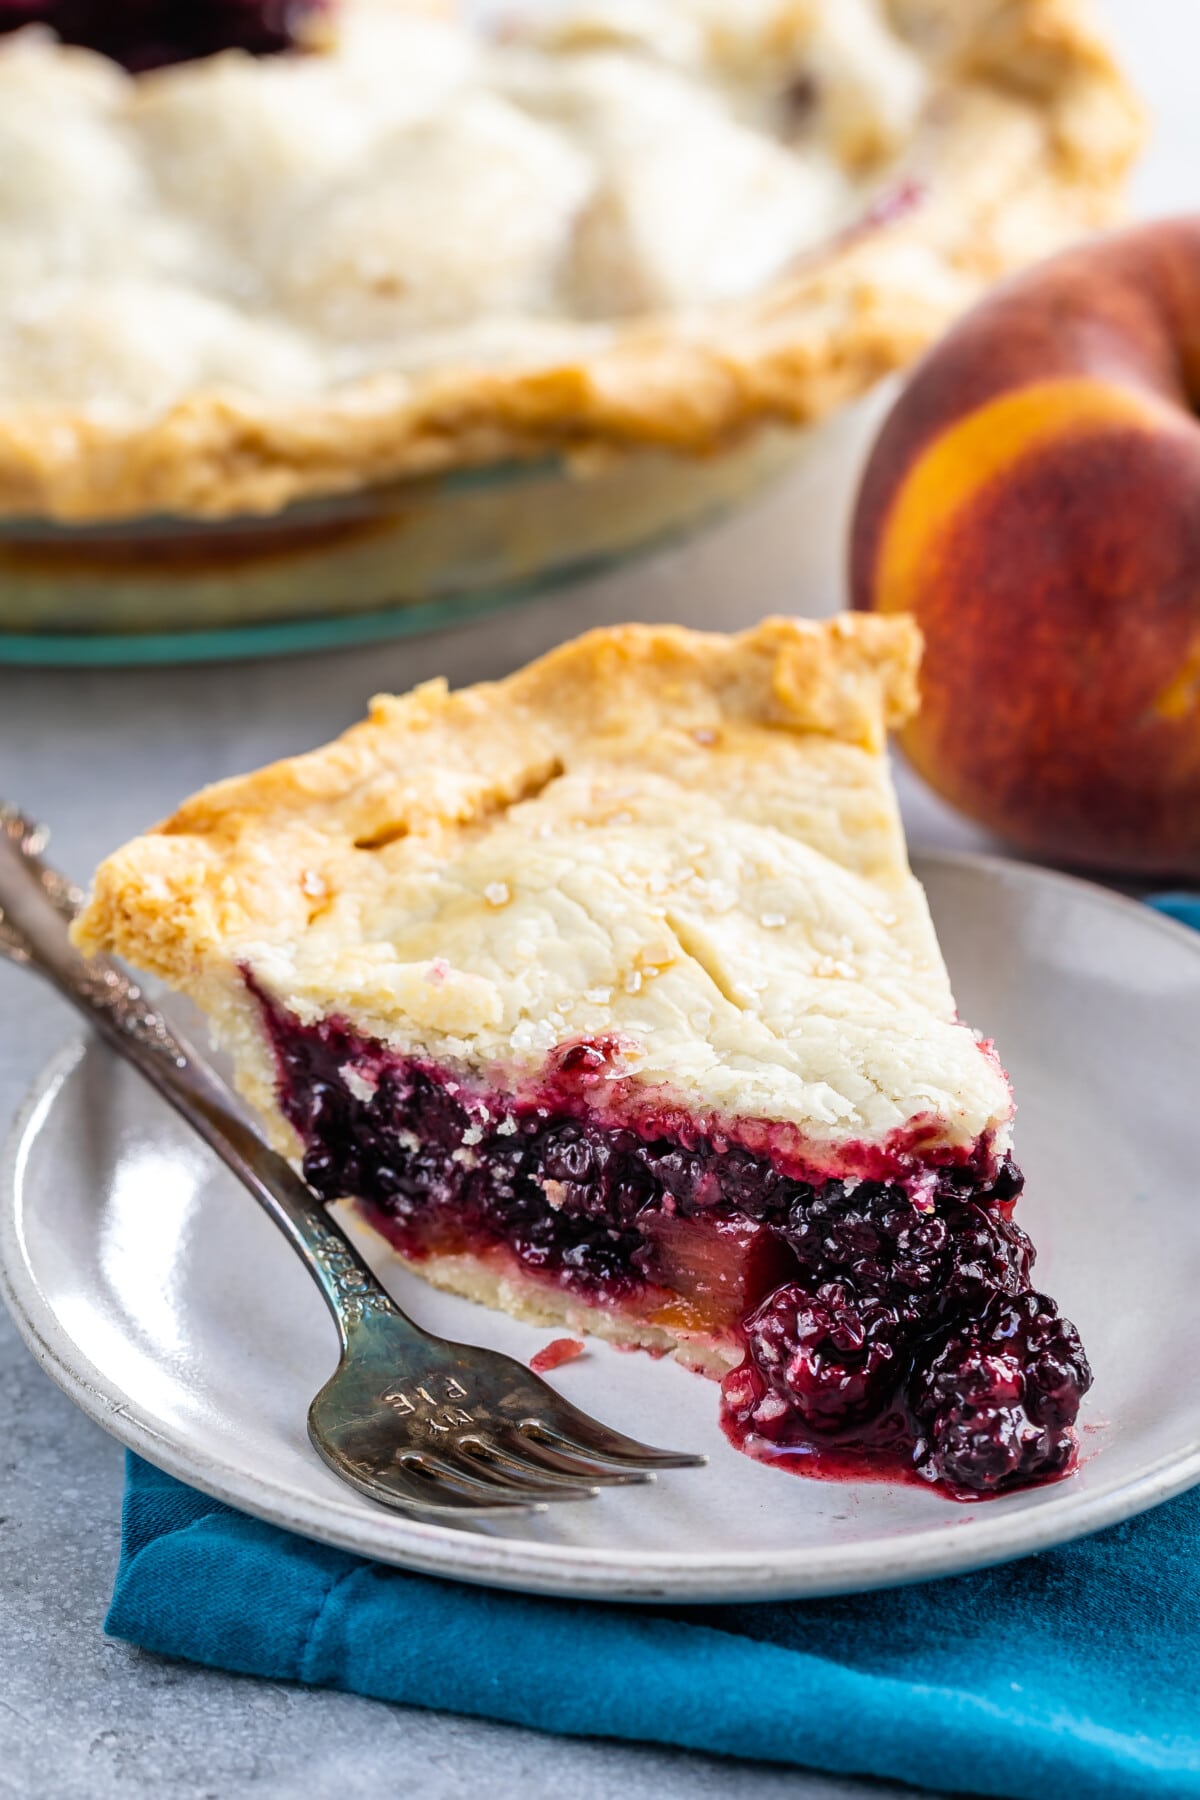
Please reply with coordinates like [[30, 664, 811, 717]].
[[0, 0, 326, 70], [255, 987, 1092, 1500]]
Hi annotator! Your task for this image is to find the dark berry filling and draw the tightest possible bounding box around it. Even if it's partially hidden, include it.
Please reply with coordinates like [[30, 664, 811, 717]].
[[0, 0, 327, 71], [723, 1202, 1091, 1499], [253, 983, 1091, 1500]]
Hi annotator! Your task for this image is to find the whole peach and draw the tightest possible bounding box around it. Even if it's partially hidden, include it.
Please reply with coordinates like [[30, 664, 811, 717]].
[[851, 217, 1200, 877]]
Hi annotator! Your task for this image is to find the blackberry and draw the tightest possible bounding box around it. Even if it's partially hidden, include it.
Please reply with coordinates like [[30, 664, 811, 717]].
[[784, 1186, 949, 1328], [737, 1279, 904, 1436], [912, 1291, 1092, 1493], [782, 1186, 1034, 1330], [937, 1203, 1034, 1315]]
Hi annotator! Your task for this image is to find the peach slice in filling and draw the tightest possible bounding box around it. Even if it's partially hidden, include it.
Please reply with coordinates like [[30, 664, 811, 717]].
[[254, 983, 1092, 1501]]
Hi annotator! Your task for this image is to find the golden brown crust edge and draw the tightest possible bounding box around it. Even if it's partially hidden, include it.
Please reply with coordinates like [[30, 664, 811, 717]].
[[0, 0, 1141, 523], [73, 612, 922, 983]]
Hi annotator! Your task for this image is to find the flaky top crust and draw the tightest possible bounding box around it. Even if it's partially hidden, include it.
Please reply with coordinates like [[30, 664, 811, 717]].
[[75, 614, 1014, 1163], [0, 0, 1140, 523]]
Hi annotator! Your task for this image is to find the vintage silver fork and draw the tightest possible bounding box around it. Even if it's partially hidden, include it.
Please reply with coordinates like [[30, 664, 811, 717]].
[[0, 807, 704, 1516]]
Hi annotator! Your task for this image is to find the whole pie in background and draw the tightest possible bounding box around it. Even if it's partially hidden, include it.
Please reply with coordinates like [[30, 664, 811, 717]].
[[0, 0, 1140, 525]]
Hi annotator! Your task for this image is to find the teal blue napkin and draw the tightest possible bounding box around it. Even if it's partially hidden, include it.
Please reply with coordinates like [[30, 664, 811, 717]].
[[110, 1455, 1200, 1799], [106, 897, 1200, 1799], [1147, 892, 1200, 930]]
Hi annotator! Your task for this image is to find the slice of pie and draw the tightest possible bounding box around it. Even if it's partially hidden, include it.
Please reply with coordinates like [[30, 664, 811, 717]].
[[74, 615, 1092, 1498]]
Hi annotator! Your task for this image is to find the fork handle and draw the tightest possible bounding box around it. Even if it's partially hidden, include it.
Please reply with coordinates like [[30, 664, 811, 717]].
[[0, 808, 421, 1351]]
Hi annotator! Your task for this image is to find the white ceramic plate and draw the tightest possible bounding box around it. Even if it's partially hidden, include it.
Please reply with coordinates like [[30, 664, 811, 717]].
[[4, 853, 1200, 1603]]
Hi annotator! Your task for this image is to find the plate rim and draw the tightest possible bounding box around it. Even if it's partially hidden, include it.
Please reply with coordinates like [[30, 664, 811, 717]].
[[4, 850, 1200, 1603]]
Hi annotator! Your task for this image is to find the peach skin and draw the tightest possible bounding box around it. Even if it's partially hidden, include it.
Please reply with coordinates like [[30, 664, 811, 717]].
[[851, 217, 1200, 877]]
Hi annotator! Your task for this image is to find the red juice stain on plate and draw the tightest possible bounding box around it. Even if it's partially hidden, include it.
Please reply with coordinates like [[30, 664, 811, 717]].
[[530, 1337, 586, 1375]]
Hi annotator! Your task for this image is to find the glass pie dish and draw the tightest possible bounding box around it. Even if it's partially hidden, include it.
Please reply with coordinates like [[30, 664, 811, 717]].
[[0, 427, 813, 665]]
